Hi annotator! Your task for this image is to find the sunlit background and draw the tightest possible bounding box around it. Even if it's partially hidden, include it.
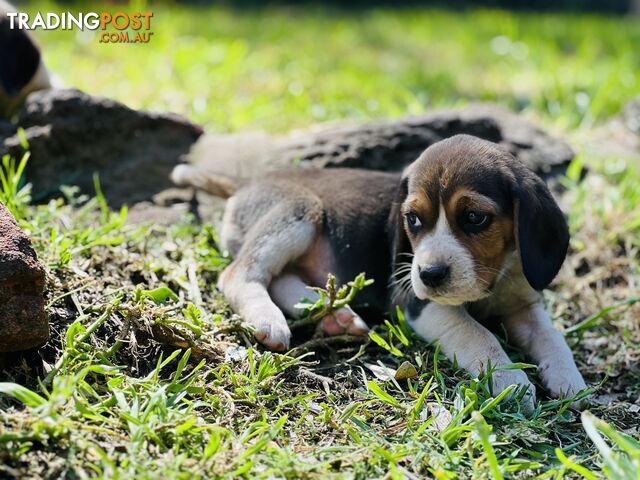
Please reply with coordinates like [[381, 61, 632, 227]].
[[22, 1, 640, 136]]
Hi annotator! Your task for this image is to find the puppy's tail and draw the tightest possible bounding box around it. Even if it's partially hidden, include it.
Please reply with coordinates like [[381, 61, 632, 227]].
[[171, 164, 240, 199]]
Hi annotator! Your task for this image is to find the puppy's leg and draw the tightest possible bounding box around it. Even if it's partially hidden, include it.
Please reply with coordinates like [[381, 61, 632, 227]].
[[218, 201, 320, 351], [268, 273, 316, 319], [503, 303, 586, 404], [409, 302, 536, 410], [269, 273, 369, 336]]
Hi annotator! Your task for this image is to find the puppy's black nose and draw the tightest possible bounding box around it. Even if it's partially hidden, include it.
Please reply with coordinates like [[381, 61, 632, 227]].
[[419, 263, 450, 288]]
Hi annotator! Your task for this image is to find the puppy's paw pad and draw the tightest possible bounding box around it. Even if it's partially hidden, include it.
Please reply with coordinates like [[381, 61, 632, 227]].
[[256, 325, 291, 351], [319, 307, 369, 336], [249, 311, 292, 351]]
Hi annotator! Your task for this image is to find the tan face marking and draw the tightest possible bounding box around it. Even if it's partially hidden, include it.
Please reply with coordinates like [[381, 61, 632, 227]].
[[401, 193, 436, 243], [446, 189, 514, 289]]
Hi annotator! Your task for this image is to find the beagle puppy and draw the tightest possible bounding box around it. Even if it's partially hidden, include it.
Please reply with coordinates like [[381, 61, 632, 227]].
[[172, 134, 586, 408], [0, 0, 52, 118]]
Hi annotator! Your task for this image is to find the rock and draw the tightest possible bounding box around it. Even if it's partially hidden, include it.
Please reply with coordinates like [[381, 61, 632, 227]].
[[0, 202, 48, 352], [285, 104, 574, 179], [187, 104, 574, 182], [0, 89, 203, 207]]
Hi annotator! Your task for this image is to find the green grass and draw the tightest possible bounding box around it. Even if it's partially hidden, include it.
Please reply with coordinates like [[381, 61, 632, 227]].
[[32, 3, 640, 132], [1, 3, 640, 479], [0, 164, 637, 478], [0, 154, 638, 478]]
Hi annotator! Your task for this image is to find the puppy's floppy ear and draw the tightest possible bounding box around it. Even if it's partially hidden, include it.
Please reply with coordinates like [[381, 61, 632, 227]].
[[0, 21, 41, 95], [512, 167, 569, 291]]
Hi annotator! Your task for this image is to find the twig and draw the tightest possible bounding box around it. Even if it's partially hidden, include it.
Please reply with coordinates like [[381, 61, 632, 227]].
[[296, 368, 335, 386], [291, 334, 367, 355], [290, 273, 373, 330]]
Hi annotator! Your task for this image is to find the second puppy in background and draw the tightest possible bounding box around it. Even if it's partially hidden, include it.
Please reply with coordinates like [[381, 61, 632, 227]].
[[0, 0, 52, 118]]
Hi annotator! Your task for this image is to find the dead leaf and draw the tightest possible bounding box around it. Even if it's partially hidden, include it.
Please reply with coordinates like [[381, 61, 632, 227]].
[[427, 403, 453, 432], [363, 362, 396, 381], [395, 361, 418, 380]]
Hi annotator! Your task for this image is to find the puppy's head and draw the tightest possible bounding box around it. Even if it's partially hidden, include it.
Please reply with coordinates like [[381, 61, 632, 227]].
[[392, 134, 569, 306]]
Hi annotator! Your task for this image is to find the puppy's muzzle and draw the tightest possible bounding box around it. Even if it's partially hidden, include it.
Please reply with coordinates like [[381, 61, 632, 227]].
[[419, 263, 450, 288]]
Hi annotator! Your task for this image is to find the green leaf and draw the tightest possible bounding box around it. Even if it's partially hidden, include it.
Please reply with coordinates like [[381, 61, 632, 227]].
[[565, 155, 584, 183], [0, 382, 46, 407], [582, 411, 639, 480], [478, 384, 516, 414], [141, 286, 179, 304], [369, 330, 403, 357], [472, 411, 503, 480], [556, 447, 598, 480], [367, 380, 401, 408]]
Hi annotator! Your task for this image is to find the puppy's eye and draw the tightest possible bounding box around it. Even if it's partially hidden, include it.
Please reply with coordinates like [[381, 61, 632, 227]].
[[405, 211, 422, 232], [466, 210, 487, 225], [462, 210, 491, 233]]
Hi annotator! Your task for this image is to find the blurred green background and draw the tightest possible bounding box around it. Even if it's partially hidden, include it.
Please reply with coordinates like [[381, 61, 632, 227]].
[[25, 2, 640, 134]]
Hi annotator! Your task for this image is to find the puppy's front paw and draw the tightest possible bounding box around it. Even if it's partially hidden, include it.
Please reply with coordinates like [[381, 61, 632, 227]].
[[246, 305, 292, 352], [319, 306, 369, 336], [538, 362, 587, 408], [491, 368, 536, 412]]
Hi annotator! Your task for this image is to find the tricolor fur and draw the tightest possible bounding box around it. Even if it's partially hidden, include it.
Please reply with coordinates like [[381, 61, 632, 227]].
[[172, 134, 587, 411]]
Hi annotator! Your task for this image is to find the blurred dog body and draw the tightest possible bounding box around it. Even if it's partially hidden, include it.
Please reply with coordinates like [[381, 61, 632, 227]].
[[0, 0, 52, 118]]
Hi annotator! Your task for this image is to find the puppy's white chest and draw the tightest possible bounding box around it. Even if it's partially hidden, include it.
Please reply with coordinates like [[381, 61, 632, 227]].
[[469, 255, 542, 320]]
